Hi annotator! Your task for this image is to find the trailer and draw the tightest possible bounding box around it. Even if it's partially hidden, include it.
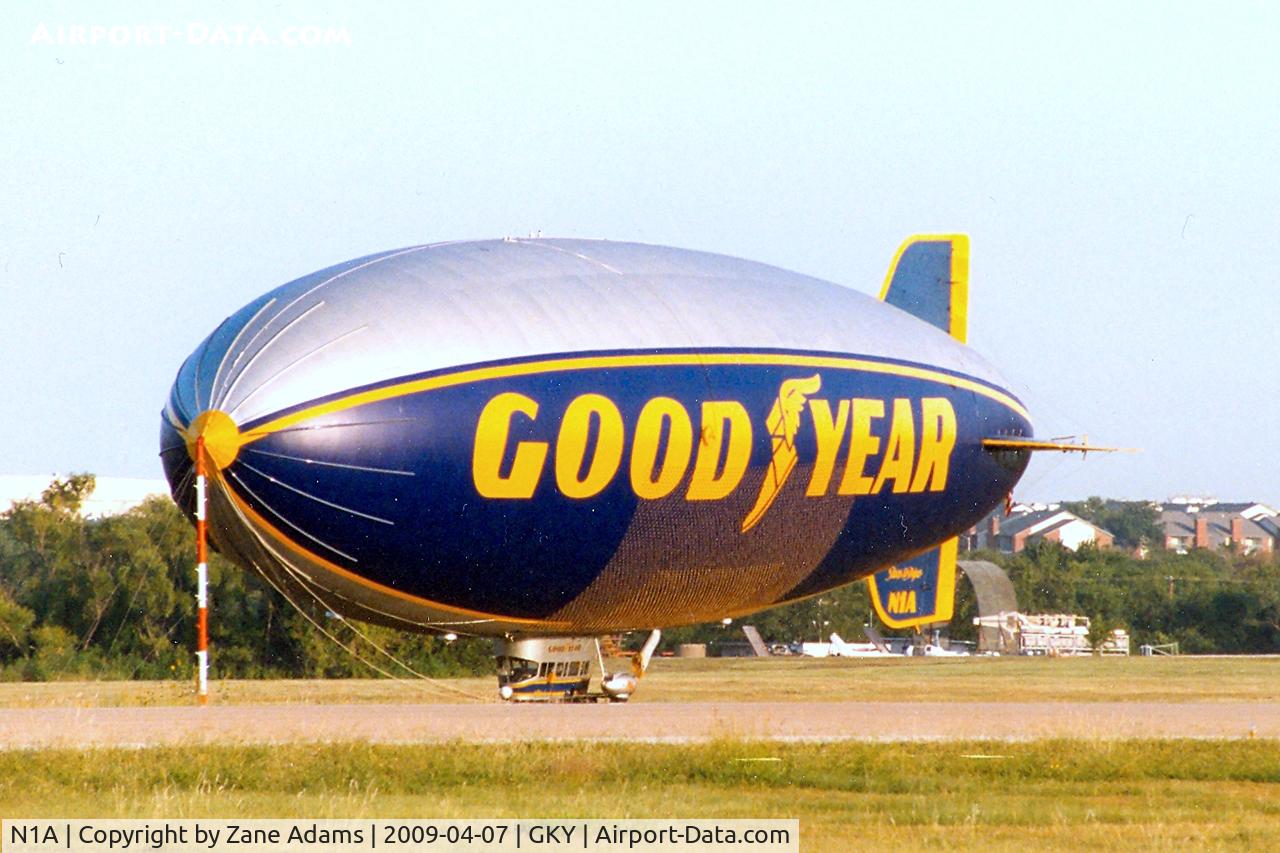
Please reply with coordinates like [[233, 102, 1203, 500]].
[[973, 612, 1128, 656]]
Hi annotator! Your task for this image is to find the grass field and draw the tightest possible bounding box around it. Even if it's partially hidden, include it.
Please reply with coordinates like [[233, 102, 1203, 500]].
[[2, 739, 1278, 851], [4, 658, 1279, 851], [1, 655, 1278, 707]]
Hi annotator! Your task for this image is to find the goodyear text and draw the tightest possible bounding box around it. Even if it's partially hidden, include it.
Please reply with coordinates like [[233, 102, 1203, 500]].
[[471, 376, 957, 527]]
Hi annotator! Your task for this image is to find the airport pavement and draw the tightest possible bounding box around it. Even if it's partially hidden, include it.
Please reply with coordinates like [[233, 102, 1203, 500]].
[[2, 701, 1279, 748]]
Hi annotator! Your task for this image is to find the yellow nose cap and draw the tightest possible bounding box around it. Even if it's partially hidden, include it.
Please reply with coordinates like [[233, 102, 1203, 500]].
[[186, 410, 242, 471]]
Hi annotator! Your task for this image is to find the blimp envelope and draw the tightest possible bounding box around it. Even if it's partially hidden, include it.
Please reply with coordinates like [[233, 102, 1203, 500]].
[[161, 238, 1031, 637]]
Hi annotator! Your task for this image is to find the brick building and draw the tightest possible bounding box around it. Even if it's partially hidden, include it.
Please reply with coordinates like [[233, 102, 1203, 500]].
[[964, 506, 1115, 554], [1160, 499, 1277, 556]]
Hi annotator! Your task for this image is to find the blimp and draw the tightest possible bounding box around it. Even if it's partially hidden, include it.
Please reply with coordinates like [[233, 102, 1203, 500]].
[[161, 234, 1063, 700]]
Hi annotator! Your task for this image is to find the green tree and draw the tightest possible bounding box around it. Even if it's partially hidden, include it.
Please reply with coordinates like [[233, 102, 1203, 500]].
[[1064, 497, 1162, 549], [0, 590, 35, 661], [0, 477, 493, 680]]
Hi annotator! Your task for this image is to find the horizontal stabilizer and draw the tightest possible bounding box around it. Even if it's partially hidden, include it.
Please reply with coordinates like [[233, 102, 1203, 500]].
[[867, 537, 958, 629], [880, 235, 969, 343]]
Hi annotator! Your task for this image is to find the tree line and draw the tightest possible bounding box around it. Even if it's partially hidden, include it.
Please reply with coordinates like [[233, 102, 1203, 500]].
[[1, 476, 1277, 682], [0, 475, 490, 681], [668, 542, 1280, 654]]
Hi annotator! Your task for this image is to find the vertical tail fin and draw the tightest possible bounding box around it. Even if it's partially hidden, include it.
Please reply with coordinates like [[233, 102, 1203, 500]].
[[867, 537, 958, 629], [869, 234, 968, 629], [880, 235, 969, 344]]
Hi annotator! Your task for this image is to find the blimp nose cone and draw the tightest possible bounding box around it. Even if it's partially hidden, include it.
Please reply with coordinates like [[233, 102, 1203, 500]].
[[185, 409, 243, 471]]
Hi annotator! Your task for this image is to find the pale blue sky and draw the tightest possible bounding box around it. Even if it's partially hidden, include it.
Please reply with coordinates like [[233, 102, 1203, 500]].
[[2, 2, 1277, 504]]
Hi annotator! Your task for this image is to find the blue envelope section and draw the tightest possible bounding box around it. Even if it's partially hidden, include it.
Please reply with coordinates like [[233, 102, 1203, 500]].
[[867, 537, 959, 629], [163, 348, 1028, 627]]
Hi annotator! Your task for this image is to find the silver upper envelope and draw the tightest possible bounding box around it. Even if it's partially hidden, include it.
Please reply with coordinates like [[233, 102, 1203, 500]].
[[180, 238, 1008, 426]]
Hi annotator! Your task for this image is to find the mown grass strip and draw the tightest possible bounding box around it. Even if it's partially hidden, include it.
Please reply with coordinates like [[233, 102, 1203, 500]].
[[3, 740, 1278, 851], [4, 739, 1279, 798], [5, 657, 1280, 708]]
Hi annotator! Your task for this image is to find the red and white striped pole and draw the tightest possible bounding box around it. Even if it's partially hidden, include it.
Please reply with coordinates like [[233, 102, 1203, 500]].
[[194, 435, 210, 706]]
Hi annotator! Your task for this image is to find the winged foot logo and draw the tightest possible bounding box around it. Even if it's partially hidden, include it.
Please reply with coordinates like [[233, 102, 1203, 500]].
[[741, 373, 823, 532]]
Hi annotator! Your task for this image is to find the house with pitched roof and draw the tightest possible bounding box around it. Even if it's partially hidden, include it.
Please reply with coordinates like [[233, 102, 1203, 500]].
[[1160, 502, 1276, 556], [964, 506, 1115, 554]]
